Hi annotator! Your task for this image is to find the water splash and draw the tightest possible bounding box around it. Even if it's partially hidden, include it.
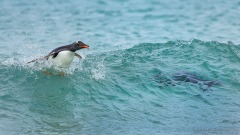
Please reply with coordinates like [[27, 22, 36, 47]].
[[91, 61, 105, 80]]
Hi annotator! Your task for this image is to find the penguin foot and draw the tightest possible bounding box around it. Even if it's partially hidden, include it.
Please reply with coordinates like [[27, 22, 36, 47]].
[[43, 70, 53, 76], [58, 72, 65, 76]]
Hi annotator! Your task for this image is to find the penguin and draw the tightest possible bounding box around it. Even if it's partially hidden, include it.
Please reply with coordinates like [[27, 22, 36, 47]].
[[27, 41, 89, 68]]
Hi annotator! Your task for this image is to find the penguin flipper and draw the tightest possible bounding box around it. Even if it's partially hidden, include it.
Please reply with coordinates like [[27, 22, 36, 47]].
[[74, 53, 82, 59], [52, 52, 59, 59]]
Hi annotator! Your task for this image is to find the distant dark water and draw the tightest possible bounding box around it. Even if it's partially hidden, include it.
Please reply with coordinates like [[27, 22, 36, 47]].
[[0, 0, 240, 134]]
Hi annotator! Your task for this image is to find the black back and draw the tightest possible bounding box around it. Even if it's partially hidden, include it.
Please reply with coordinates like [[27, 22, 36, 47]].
[[49, 44, 74, 58]]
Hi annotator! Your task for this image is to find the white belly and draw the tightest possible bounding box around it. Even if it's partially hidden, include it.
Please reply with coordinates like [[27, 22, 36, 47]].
[[49, 51, 75, 68]]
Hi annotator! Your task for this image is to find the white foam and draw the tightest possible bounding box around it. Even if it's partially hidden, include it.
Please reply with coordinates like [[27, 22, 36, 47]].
[[91, 61, 105, 80]]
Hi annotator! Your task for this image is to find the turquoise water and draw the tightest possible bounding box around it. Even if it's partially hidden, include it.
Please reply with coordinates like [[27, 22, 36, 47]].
[[0, 0, 240, 134]]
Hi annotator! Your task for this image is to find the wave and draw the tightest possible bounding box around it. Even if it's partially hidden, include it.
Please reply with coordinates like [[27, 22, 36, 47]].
[[0, 39, 239, 90], [1, 39, 240, 134]]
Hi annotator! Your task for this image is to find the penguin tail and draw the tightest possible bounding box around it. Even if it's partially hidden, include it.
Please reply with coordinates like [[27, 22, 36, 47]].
[[27, 55, 50, 64]]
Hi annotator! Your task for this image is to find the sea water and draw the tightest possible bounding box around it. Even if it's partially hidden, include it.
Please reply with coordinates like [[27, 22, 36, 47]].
[[0, 0, 240, 134]]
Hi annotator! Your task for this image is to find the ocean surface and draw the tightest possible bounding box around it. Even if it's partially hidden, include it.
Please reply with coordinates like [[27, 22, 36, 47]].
[[0, 0, 240, 134]]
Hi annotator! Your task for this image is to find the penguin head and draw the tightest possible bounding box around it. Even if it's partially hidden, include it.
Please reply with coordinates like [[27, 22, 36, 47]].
[[72, 41, 89, 51]]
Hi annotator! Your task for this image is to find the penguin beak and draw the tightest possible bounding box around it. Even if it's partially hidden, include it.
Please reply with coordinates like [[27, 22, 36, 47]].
[[81, 45, 89, 49]]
